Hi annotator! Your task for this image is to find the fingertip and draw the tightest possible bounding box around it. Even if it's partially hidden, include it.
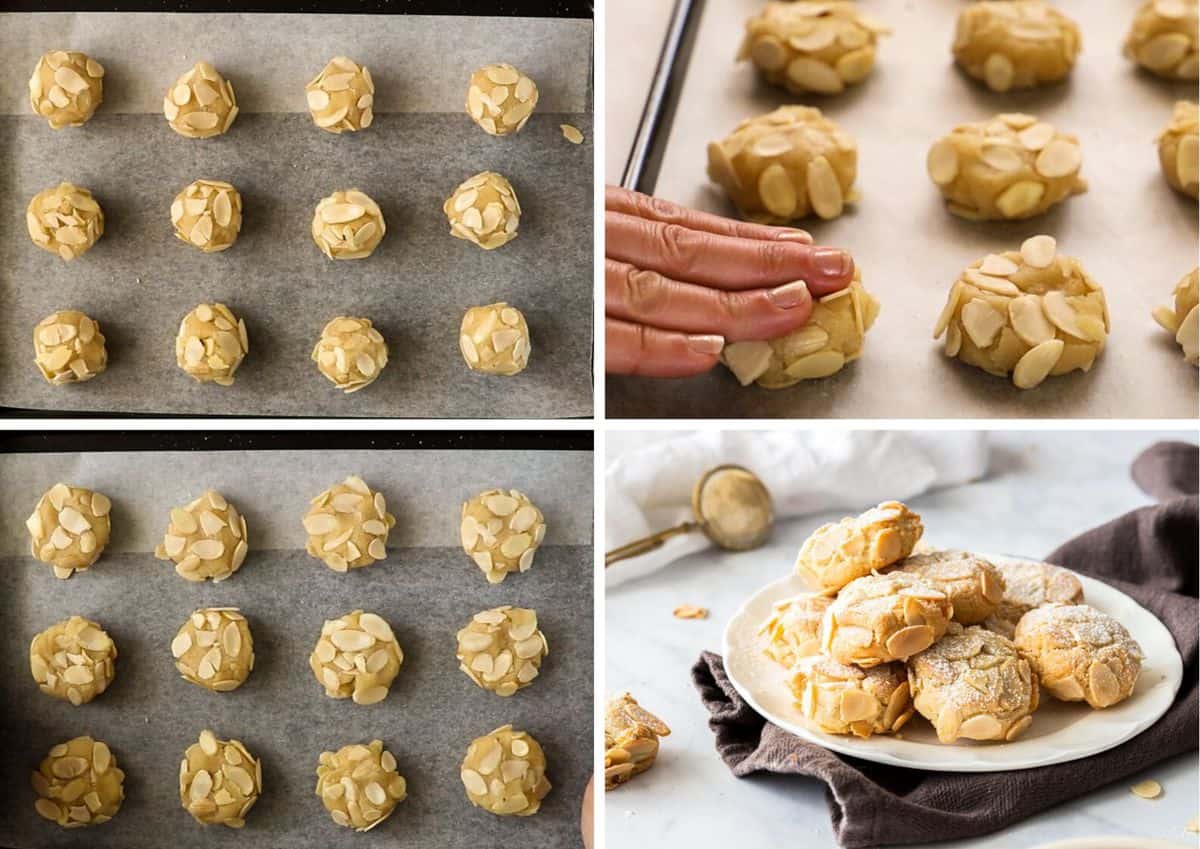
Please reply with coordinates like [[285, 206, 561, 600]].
[[686, 334, 725, 356], [811, 247, 855, 282]]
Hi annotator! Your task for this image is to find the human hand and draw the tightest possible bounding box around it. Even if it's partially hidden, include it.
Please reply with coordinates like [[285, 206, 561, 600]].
[[606, 186, 856, 378]]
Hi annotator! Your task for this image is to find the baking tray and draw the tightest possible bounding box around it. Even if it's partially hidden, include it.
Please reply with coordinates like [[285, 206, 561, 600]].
[[606, 0, 1199, 419]]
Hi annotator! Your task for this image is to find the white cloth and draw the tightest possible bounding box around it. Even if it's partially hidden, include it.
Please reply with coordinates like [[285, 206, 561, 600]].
[[606, 431, 989, 587]]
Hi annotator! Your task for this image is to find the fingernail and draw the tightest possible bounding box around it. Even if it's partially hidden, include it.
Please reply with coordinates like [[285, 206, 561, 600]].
[[687, 334, 725, 355], [768, 280, 810, 309], [776, 229, 812, 243], [813, 248, 853, 278]]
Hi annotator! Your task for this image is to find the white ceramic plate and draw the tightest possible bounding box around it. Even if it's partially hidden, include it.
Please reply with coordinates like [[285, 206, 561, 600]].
[[722, 555, 1183, 772]]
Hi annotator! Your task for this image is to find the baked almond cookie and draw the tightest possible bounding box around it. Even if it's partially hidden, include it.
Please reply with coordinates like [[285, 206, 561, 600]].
[[821, 571, 952, 667], [897, 551, 1005, 625], [794, 501, 924, 591], [953, 1, 1081, 92], [982, 558, 1084, 638], [789, 656, 913, 738], [1124, 0, 1198, 80], [1157, 101, 1199, 199], [759, 592, 833, 668], [605, 693, 671, 790], [909, 625, 1039, 743], [1014, 603, 1144, 708], [1153, 268, 1199, 365]]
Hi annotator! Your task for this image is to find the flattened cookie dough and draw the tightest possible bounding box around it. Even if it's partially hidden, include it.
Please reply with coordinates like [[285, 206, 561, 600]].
[[927, 113, 1087, 221], [461, 725, 551, 816], [310, 610, 404, 705], [722, 272, 880, 387], [1157, 101, 1199, 199], [909, 625, 1039, 743], [460, 488, 547, 583], [1124, 0, 1199, 80], [29, 50, 104, 128], [164, 61, 238, 138], [466, 62, 538, 136], [1014, 603, 1144, 708], [306, 56, 375, 133], [32, 736, 124, 827], [707, 105, 858, 223], [953, 1, 1081, 92], [175, 303, 249, 385], [457, 606, 548, 697], [302, 475, 396, 572], [26, 182, 104, 261], [26, 482, 112, 578], [34, 311, 107, 385], [605, 693, 671, 790], [982, 558, 1084, 638], [444, 171, 521, 250], [759, 591, 832, 668], [171, 608, 254, 692], [171, 179, 242, 252], [312, 189, 386, 260], [156, 490, 249, 582], [180, 730, 262, 827], [793, 501, 923, 591], [821, 571, 952, 667], [1153, 268, 1199, 364], [312, 316, 388, 393], [738, 1, 890, 95], [933, 236, 1110, 390], [460, 302, 531, 376], [30, 616, 116, 705], [316, 740, 407, 831], [789, 657, 913, 737], [897, 550, 1005, 625]]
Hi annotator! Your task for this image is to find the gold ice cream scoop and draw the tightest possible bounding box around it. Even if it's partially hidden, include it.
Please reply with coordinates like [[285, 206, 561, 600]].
[[605, 465, 774, 567]]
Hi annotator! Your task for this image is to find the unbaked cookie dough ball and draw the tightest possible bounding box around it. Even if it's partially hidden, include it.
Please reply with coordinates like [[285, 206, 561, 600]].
[[466, 62, 539, 136], [953, 1, 1081, 92], [172, 608, 254, 691], [1158, 101, 1199, 199], [1153, 267, 1199, 364], [460, 302, 531, 376], [794, 501, 924, 592], [934, 236, 1111, 390], [1124, 0, 1199, 80], [1014, 603, 1144, 708], [26, 483, 112, 578], [789, 657, 913, 738], [30, 616, 117, 705], [707, 105, 857, 223], [310, 610, 404, 705], [171, 179, 242, 252], [312, 189, 386, 260], [927, 114, 1087, 221], [29, 50, 104, 128], [312, 316, 388, 393], [26, 182, 104, 261], [180, 730, 262, 827], [722, 272, 880, 388], [444, 171, 521, 250], [737, 1, 890, 95], [821, 571, 953, 667], [302, 475, 396, 572], [909, 625, 1039, 743], [460, 488, 547, 584], [175, 303, 249, 385], [306, 56, 375, 133], [34, 311, 107, 385], [457, 606, 548, 697], [164, 61, 238, 138], [982, 558, 1084, 638], [155, 490, 249, 583], [759, 592, 832, 668], [32, 736, 124, 827], [898, 551, 1006, 625], [316, 740, 407, 831], [461, 725, 551, 816]]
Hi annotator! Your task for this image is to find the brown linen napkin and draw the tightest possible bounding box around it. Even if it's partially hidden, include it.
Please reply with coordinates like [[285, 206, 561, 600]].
[[692, 441, 1199, 848]]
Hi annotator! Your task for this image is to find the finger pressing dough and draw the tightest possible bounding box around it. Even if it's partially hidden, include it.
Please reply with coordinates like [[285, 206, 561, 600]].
[[1124, 0, 1199, 80], [34, 311, 107, 385], [933, 236, 1110, 390], [460, 302, 531, 376], [605, 693, 671, 790], [982, 558, 1084, 638], [821, 571, 953, 667], [953, 1, 1081, 92], [793, 501, 924, 591], [310, 610, 403, 705], [26, 483, 112, 578], [707, 105, 858, 223], [312, 316, 388, 393], [1158, 101, 1199, 199], [444, 171, 521, 250], [306, 56, 375, 133], [29, 50, 104, 128], [1014, 603, 1144, 708], [460, 488, 546, 583], [789, 656, 913, 737], [897, 551, 1005, 625], [461, 725, 551, 816], [180, 730, 262, 827], [466, 62, 538, 136], [155, 490, 248, 582], [908, 625, 1039, 743], [927, 113, 1087, 221], [175, 303, 249, 385], [30, 616, 116, 705], [171, 179, 242, 252], [738, 1, 890, 95], [759, 591, 833, 668], [457, 606, 548, 697], [164, 61, 238, 138], [1153, 267, 1199, 365], [316, 740, 407, 831], [312, 189, 386, 260], [26, 182, 104, 261], [32, 736, 123, 828], [171, 608, 254, 692], [722, 272, 880, 387], [302, 475, 396, 572]]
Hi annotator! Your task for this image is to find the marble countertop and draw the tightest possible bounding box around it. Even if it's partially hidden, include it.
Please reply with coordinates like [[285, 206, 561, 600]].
[[605, 430, 1198, 849]]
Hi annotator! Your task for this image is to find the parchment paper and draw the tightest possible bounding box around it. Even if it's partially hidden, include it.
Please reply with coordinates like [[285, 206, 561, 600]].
[[0, 13, 594, 418], [0, 448, 593, 849], [606, 0, 1199, 419]]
